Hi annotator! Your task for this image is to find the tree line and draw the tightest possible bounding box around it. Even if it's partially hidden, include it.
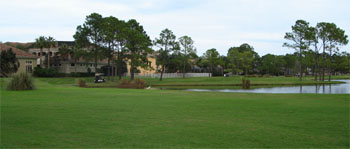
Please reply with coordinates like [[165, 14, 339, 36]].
[[30, 13, 348, 81]]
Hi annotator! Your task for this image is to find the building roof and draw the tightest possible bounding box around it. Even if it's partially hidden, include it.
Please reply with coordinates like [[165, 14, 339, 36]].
[[0, 43, 38, 59], [57, 41, 75, 47], [4, 42, 34, 49]]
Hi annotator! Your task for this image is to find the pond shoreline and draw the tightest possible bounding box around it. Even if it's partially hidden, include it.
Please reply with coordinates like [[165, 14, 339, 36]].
[[151, 81, 345, 87], [83, 80, 346, 89]]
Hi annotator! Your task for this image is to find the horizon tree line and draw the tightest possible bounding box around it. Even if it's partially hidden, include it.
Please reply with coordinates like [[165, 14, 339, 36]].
[[28, 14, 348, 81]]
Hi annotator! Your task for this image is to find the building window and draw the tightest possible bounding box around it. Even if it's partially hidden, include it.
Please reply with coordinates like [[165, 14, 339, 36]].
[[71, 63, 75, 67], [26, 61, 32, 64], [80, 64, 83, 67], [58, 64, 62, 67], [26, 65, 33, 73]]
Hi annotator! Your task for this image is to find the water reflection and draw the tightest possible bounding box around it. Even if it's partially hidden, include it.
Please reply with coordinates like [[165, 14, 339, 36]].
[[161, 80, 350, 94]]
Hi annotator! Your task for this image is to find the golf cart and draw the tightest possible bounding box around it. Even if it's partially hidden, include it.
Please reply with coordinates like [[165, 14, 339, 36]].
[[94, 73, 105, 83]]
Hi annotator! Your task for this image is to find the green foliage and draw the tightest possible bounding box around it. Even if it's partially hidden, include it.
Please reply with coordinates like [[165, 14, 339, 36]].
[[74, 13, 104, 70], [125, 19, 153, 80], [179, 35, 196, 77], [34, 36, 56, 68], [260, 54, 286, 75], [70, 72, 95, 77], [227, 44, 257, 75], [154, 28, 179, 80], [58, 44, 72, 60], [7, 73, 34, 90], [203, 48, 220, 73], [0, 48, 20, 77], [100, 16, 129, 79], [33, 67, 57, 77], [284, 20, 311, 80]]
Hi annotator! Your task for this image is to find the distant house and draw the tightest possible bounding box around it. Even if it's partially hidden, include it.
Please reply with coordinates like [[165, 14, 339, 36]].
[[0, 43, 37, 75], [28, 41, 108, 74], [125, 53, 158, 75], [23, 41, 158, 75]]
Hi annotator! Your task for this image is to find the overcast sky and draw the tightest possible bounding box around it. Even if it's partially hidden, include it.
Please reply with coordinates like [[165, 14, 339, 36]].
[[0, 0, 349, 56]]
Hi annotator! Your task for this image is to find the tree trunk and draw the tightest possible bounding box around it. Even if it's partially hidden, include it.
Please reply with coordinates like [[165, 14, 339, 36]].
[[299, 49, 302, 81], [118, 65, 122, 80], [40, 48, 43, 67], [160, 65, 165, 81], [107, 58, 111, 81], [322, 40, 326, 81], [111, 65, 114, 82], [183, 59, 186, 78], [328, 47, 332, 81], [74, 59, 77, 74], [117, 51, 123, 80], [47, 47, 50, 68], [231, 59, 234, 77], [314, 45, 319, 81], [130, 64, 135, 80]]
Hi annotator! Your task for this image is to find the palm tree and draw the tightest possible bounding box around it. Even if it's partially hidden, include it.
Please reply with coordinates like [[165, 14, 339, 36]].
[[58, 44, 72, 61], [34, 36, 47, 67], [72, 47, 85, 74], [46, 36, 56, 68]]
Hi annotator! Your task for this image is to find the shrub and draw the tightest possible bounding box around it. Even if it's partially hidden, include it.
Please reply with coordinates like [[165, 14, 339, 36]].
[[118, 79, 145, 89], [76, 79, 86, 87], [7, 73, 34, 90], [133, 79, 145, 89], [246, 80, 251, 89], [241, 78, 251, 89], [119, 79, 130, 86], [71, 72, 95, 77], [33, 67, 57, 77], [263, 74, 271, 78], [245, 74, 260, 78]]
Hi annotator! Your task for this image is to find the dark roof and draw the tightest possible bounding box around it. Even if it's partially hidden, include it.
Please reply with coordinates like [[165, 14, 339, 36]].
[[0, 43, 37, 59], [57, 41, 75, 47]]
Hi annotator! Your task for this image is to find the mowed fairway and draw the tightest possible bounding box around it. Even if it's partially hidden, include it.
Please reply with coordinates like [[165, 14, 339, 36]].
[[1, 80, 349, 148]]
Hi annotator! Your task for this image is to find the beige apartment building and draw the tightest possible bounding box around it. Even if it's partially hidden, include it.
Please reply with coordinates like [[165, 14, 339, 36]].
[[28, 41, 108, 74]]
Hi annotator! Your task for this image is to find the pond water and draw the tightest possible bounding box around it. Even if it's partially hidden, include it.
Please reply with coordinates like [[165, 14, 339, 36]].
[[157, 80, 350, 94]]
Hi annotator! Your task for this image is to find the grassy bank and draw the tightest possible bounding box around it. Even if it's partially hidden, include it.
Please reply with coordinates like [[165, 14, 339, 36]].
[[31, 75, 350, 88], [1, 79, 349, 148]]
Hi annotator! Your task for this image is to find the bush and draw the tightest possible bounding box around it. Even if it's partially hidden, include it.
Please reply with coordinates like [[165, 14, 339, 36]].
[[241, 78, 251, 89], [245, 74, 260, 78], [133, 79, 145, 89], [119, 79, 130, 86], [263, 74, 271, 78], [118, 79, 145, 89], [71, 72, 95, 77], [33, 67, 57, 77], [76, 79, 86, 87], [7, 73, 34, 90]]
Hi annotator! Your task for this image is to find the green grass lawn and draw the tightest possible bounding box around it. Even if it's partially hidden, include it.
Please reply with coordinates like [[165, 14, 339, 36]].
[[1, 78, 349, 148]]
